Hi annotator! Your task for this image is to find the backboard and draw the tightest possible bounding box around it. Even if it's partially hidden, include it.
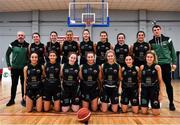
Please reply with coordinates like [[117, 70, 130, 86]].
[[67, 2, 110, 27]]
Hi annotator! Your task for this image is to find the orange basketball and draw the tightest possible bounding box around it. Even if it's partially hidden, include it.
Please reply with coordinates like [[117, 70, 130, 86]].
[[77, 108, 91, 123]]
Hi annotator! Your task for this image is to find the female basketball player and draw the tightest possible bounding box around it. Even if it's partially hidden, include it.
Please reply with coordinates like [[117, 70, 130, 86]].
[[62, 30, 79, 64], [114, 33, 129, 67], [96, 31, 113, 65], [100, 50, 121, 112], [24, 52, 45, 112], [130, 31, 151, 66], [46, 31, 61, 64], [43, 51, 61, 112], [140, 50, 163, 115], [80, 29, 95, 65], [120, 55, 140, 113], [61, 52, 80, 112], [79, 51, 102, 111], [29, 32, 45, 65]]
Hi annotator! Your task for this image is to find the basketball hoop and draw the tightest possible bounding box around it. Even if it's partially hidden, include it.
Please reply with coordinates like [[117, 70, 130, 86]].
[[85, 20, 93, 27]]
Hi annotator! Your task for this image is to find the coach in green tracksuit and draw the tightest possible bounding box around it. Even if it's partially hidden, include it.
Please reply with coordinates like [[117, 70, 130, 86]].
[[6, 31, 29, 106], [149, 25, 177, 111]]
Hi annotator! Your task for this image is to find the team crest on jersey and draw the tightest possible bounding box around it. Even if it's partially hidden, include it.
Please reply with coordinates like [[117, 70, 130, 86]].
[[81, 45, 84, 49], [93, 70, 97, 73], [65, 69, 69, 73], [73, 46, 76, 49], [105, 47, 109, 50], [36, 69, 41, 73], [115, 49, 119, 52], [31, 48, 35, 51], [144, 46, 148, 49], [124, 48, 128, 52], [123, 71, 127, 75], [55, 68, 59, 71], [39, 47, 43, 51], [74, 69, 78, 73], [113, 69, 117, 73], [132, 71, 137, 75], [152, 70, 156, 74], [64, 46, 68, 50], [83, 69, 88, 73]]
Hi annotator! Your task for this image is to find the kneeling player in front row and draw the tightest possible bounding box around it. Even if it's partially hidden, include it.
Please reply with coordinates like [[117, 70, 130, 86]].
[[79, 52, 102, 111], [24, 52, 45, 112], [43, 51, 61, 112], [139, 50, 163, 115], [120, 55, 140, 113], [100, 50, 121, 112], [61, 52, 80, 112]]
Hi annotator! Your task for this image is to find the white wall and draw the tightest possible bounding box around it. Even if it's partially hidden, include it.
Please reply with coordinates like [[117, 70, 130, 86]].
[[0, 10, 180, 69]]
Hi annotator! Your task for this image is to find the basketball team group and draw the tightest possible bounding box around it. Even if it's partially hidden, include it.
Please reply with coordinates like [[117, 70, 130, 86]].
[[5, 25, 177, 116]]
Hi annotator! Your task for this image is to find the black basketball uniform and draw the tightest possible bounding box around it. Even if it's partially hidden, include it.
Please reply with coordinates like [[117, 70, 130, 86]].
[[100, 63, 119, 104], [114, 43, 129, 66], [133, 42, 150, 66], [121, 65, 139, 106], [80, 40, 94, 65], [81, 63, 99, 102], [62, 40, 78, 64], [96, 41, 111, 65], [61, 63, 80, 106], [141, 64, 160, 109], [43, 62, 61, 101]]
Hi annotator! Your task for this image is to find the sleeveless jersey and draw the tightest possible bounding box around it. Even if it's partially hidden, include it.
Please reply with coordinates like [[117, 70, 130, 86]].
[[103, 63, 119, 86], [80, 40, 94, 57], [122, 65, 138, 88], [96, 41, 111, 63], [30, 43, 45, 65], [27, 64, 42, 88], [133, 42, 149, 62], [141, 64, 158, 87], [45, 62, 60, 84], [63, 63, 79, 86], [114, 43, 129, 65], [82, 63, 99, 87]]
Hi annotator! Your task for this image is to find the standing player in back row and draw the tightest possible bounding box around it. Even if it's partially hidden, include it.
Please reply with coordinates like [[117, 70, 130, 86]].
[[149, 25, 177, 111], [29, 32, 45, 65], [131, 31, 151, 66], [80, 29, 95, 65], [114, 33, 129, 67], [46, 31, 61, 64], [62, 30, 79, 64], [96, 31, 113, 65]]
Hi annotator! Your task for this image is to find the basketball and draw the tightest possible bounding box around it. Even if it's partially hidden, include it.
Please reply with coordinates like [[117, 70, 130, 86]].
[[77, 108, 91, 123]]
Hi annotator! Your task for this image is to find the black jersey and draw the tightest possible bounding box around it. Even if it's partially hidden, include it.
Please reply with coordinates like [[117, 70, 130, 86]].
[[46, 41, 61, 63], [96, 41, 111, 65], [133, 42, 149, 66], [62, 40, 78, 64], [82, 63, 99, 87], [29, 43, 45, 65], [63, 63, 79, 86], [122, 65, 138, 88], [141, 64, 158, 87], [45, 62, 60, 84], [114, 43, 129, 66], [27, 63, 42, 88], [80, 40, 94, 64], [103, 63, 119, 86]]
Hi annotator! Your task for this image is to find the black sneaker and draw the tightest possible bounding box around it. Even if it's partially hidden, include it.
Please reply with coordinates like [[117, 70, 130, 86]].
[[6, 100, 15, 106], [169, 103, 176, 111], [21, 99, 26, 107]]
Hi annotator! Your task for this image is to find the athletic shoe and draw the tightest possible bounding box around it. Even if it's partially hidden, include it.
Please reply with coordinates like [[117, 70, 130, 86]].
[[6, 100, 15, 106]]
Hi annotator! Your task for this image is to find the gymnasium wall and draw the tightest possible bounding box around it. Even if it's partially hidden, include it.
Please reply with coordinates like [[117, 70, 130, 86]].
[[0, 10, 180, 70]]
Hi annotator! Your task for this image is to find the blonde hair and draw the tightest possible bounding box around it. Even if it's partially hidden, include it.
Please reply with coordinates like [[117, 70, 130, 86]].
[[105, 49, 117, 63], [146, 50, 158, 64]]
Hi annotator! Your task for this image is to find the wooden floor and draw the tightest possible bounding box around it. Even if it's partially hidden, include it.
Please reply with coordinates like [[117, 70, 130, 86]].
[[0, 80, 180, 125]]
